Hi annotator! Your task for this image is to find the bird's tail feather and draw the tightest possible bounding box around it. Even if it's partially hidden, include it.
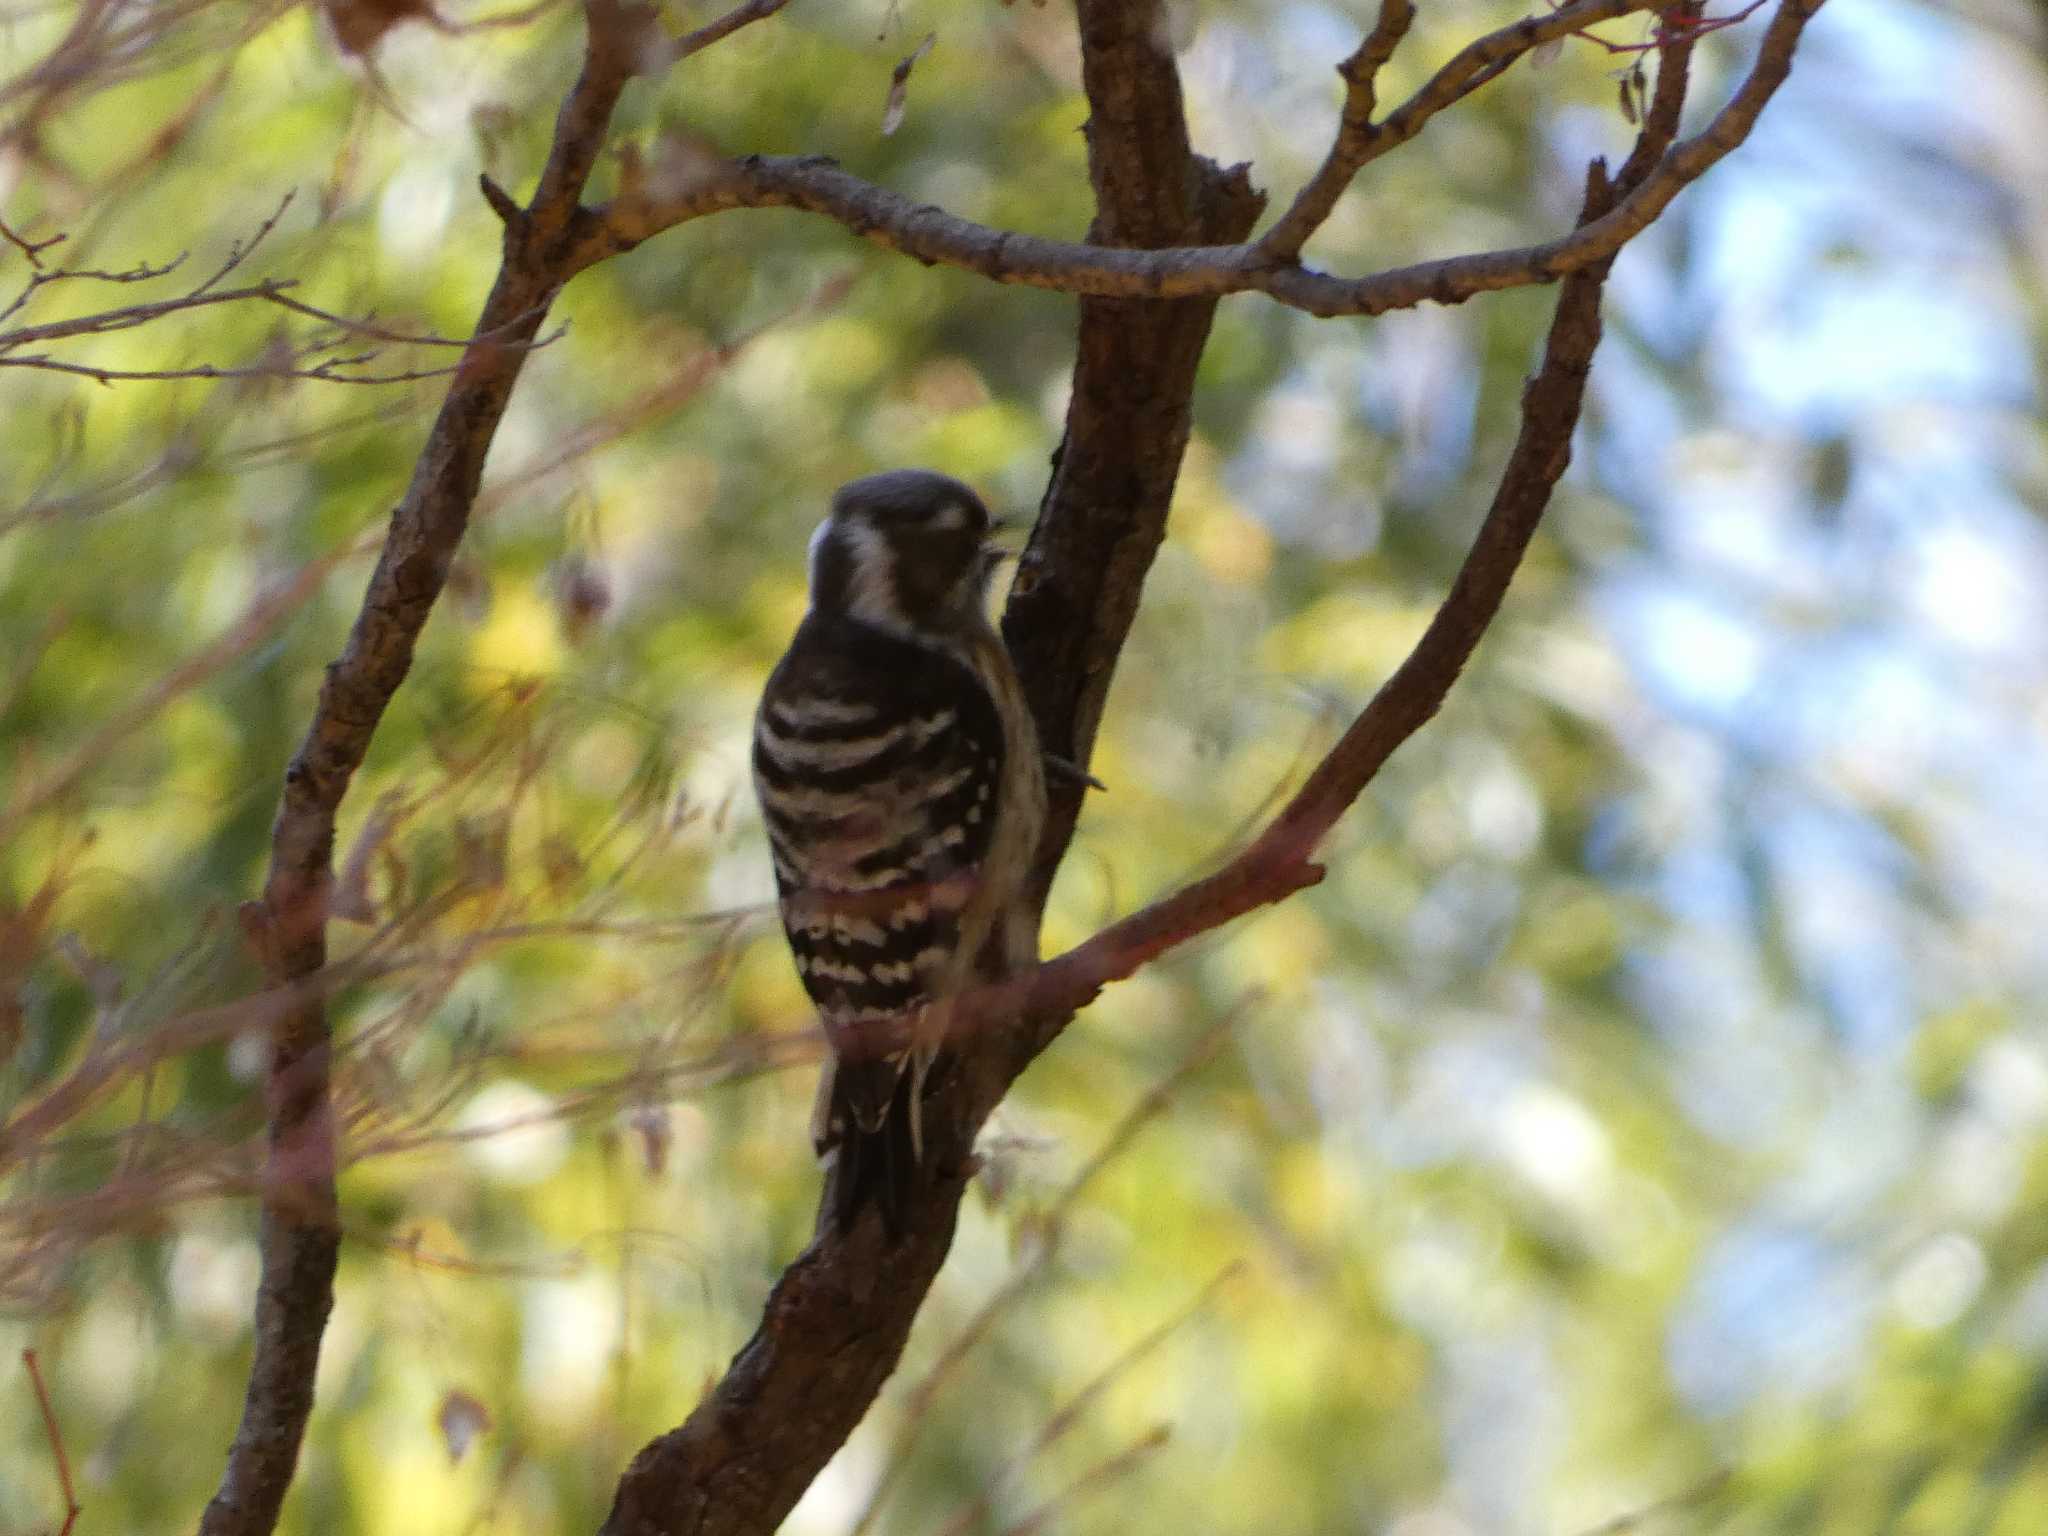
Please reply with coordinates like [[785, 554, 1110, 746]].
[[826, 1056, 919, 1238]]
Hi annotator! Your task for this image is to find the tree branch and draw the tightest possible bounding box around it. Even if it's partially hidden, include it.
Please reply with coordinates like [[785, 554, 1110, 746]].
[[1005, 0, 1267, 912], [1019, 161, 1625, 1057], [587, 0, 1773, 1528], [1255, 0, 1416, 262], [574, 0, 1824, 316], [1256, 0, 1733, 261], [0, 215, 64, 265], [24, 1348, 81, 1536], [1015, 9, 1708, 1064], [0, 352, 471, 385], [193, 5, 652, 1535], [662, 0, 789, 64], [597, 4, 1262, 1530]]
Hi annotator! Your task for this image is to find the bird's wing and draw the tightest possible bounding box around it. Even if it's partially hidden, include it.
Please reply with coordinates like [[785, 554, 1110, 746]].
[[752, 616, 1006, 1123]]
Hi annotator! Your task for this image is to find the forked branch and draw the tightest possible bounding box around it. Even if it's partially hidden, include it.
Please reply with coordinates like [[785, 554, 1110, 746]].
[[0, 193, 553, 387], [1017, 0, 1704, 1055], [573, 0, 1823, 318], [595, 20, 1705, 1529]]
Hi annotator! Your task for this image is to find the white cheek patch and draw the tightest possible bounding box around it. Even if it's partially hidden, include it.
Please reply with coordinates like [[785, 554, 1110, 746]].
[[839, 516, 903, 629], [930, 502, 967, 531]]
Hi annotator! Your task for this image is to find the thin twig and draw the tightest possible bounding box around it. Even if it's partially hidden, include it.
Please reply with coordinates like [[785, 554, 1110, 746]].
[[0, 279, 553, 356], [0, 284, 295, 344], [0, 216, 64, 265], [24, 1348, 82, 1536], [271, 292, 556, 349], [0, 352, 467, 385], [1257, 0, 1714, 263], [0, 253, 186, 328], [1260, 0, 1668, 261], [1255, 0, 1415, 260], [1571, 0, 1766, 54], [0, 189, 552, 380], [1364, 0, 1663, 162], [986, 1425, 1174, 1536]]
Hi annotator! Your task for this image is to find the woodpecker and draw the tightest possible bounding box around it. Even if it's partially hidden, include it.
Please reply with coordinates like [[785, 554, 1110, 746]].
[[753, 469, 1047, 1233]]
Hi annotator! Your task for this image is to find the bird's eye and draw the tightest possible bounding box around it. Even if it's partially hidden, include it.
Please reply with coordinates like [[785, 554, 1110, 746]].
[[927, 502, 968, 532]]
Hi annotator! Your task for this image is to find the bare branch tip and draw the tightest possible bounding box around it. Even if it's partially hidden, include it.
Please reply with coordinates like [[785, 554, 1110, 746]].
[[1, 219, 66, 267], [479, 174, 524, 228], [24, 1346, 81, 1536]]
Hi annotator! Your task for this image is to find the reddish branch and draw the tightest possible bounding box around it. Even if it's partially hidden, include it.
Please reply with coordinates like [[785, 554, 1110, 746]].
[[192, 5, 661, 1534], [665, 0, 790, 62], [24, 1348, 81, 1536], [1574, 0, 1767, 54]]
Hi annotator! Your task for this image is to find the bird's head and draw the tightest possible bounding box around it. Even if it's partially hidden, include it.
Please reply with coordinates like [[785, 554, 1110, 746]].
[[807, 469, 1010, 636]]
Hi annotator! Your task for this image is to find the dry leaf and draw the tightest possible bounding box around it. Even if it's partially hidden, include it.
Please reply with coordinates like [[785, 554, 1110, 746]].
[[881, 33, 937, 136]]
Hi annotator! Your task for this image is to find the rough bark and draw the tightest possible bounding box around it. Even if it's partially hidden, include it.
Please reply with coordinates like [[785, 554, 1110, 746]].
[[1006, 1, 1267, 909]]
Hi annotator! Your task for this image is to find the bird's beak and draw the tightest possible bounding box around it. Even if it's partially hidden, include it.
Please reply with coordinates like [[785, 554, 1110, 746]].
[[980, 517, 1019, 569]]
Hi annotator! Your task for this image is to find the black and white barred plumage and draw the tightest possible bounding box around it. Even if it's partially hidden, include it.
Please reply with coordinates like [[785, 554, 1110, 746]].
[[753, 470, 1046, 1233]]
